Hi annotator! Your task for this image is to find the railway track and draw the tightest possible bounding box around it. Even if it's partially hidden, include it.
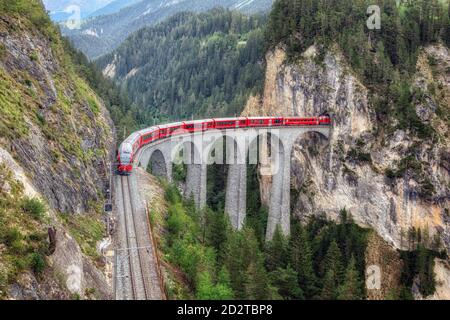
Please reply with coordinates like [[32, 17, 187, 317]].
[[115, 175, 148, 300]]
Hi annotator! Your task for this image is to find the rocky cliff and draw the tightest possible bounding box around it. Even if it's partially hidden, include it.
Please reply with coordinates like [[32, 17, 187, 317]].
[[0, 4, 114, 299], [243, 44, 450, 259]]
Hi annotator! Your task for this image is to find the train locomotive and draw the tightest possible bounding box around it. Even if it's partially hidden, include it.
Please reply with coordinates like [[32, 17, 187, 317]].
[[117, 115, 331, 175]]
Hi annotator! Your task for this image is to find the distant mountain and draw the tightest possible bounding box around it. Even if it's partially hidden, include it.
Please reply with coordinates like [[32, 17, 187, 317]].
[[96, 9, 266, 121], [62, 0, 274, 59], [43, 0, 115, 21], [87, 0, 143, 18]]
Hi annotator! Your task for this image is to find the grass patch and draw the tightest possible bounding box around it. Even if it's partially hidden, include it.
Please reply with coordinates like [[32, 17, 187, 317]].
[[75, 76, 101, 115], [29, 51, 38, 62], [0, 165, 49, 297], [0, 43, 6, 60], [21, 198, 46, 221], [0, 69, 30, 138], [59, 212, 104, 261]]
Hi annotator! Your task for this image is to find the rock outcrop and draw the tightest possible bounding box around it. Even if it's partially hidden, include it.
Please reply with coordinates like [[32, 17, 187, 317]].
[[243, 44, 450, 254], [0, 8, 114, 299]]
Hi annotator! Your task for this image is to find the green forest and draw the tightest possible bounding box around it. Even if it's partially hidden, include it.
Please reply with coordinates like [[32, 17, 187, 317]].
[[96, 9, 267, 122], [161, 175, 440, 300], [160, 138, 441, 300], [266, 0, 450, 140]]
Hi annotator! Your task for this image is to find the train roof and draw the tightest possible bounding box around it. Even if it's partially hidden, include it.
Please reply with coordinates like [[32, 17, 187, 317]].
[[183, 119, 213, 125], [247, 116, 276, 120], [158, 122, 183, 129], [137, 126, 158, 136], [212, 117, 247, 122], [123, 132, 141, 144]]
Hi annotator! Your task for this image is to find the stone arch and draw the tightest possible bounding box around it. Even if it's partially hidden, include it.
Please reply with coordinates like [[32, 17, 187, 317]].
[[246, 131, 287, 198], [203, 132, 244, 166], [147, 149, 169, 179], [203, 134, 236, 208], [171, 139, 205, 206], [170, 137, 202, 166]]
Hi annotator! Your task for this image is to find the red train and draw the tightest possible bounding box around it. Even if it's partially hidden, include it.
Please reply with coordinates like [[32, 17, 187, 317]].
[[117, 115, 331, 175]]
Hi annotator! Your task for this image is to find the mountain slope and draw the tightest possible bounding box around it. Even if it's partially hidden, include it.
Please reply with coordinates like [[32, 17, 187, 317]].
[[0, 1, 115, 299], [243, 0, 450, 298], [63, 0, 273, 59], [97, 9, 266, 121], [87, 0, 143, 18], [43, 0, 116, 21]]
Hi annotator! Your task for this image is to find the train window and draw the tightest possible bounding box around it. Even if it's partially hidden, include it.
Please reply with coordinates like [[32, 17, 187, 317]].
[[144, 133, 156, 141], [219, 121, 234, 126], [274, 119, 282, 123]]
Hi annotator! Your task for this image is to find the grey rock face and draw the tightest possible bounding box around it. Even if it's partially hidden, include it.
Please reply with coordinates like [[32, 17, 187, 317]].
[[0, 17, 115, 215], [244, 45, 450, 252]]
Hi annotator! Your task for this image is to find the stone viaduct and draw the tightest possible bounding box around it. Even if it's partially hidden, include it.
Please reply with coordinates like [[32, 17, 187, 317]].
[[135, 126, 330, 240]]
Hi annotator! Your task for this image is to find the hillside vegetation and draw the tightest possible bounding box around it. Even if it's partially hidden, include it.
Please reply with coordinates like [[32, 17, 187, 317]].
[[266, 0, 450, 140], [0, 0, 118, 299], [97, 9, 267, 122], [62, 0, 274, 59]]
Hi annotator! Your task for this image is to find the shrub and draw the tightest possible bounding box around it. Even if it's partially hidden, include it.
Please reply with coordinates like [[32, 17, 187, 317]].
[[165, 184, 182, 204], [21, 198, 46, 220], [167, 204, 192, 240], [0, 43, 6, 59], [385, 168, 399, 180], [3, 228, 23, 248], [30, 252, 46, 275], [173, 163, 187, 183], [29, 51, 39, 62], [346, 148, 372, 163]]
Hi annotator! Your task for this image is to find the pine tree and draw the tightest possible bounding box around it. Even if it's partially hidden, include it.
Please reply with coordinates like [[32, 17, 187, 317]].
[[196, 270, 234, 300], [206, 209, 230, 261], [321, 269, 337, 300], [415, 244, 436, 296], [269, 266, 304, 300], [323, 240, 344, 281], [445, 3, 450, 47], [265, 226, 288, 272], [290, 223, 316, 298], [224, 227, 266, 299], [337, 255, 363, 300], [319, 239, 344, 299], [244, 258, 271, 299]]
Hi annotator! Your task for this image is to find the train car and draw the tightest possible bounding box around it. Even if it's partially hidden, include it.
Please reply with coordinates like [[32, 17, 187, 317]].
[[213, 118, 239, 130], [272, 117, 284, 126], [139, 126, 159, 146], [212, 117, 249, 130], [237, 117, 248, 128], [248, 117, 272, 127], [284, 117, 320, 126], [182, 120, 213, 133], [318, 113, 331, 125], [158, 122, 183, 139], [117, 132, 141, 175], [204, 119, 215, 130]]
